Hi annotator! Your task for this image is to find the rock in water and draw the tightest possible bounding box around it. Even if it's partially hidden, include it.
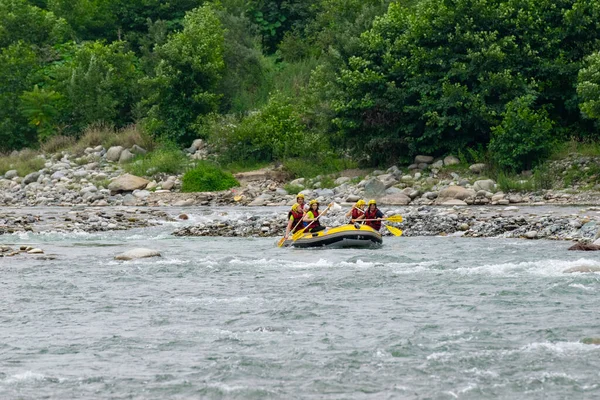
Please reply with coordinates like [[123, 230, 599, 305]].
[[568, 242, 600, 251], [114, 248, 161, 260], [108, 174, 150, 193], [563, 266, 600, 273]]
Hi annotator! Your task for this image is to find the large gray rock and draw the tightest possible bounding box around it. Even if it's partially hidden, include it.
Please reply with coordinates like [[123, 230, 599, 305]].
[[114, 248, 161, 261], [122, 194, 137, 206], [130, 145, 147, 155], [105, 146, 124, 162], [334, 176, 351, 185], [346, 194, 361, 203], [4, 170, 18, 179], [444, 155, 460, 166], [364, 178, 386, 197], [378, 193, 411, 205], [473, 179, 496, 192], [564, 265, 600, 273], [188, 139, 205, 153], [414, 155, 434, 164], [469, 163, 487, 173], [119, 149, 135, 163], [23, 171, 41, 185], [436, 186, 476, 203], [108, 174, 150, 193]]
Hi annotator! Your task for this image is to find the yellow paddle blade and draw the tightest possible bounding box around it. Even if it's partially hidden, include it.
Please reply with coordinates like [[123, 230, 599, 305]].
[[385, 225, 403, 237], [385, 215, 403, 223], [277, 237, 286, 247], [292, 229, 306, 241]]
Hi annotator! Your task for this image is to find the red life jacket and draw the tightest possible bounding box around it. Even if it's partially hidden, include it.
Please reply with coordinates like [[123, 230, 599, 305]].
[[351, 208, 363, 221], [306, 210, 320, 229], [364, 208, 381, 230], [288, 209, 305, 232]]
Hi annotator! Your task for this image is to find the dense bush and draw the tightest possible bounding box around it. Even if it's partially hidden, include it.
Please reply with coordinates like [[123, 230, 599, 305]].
[[489, 95, 554, 172], [125, 146, 189, 177], [181, 161, 240, 192], [578, 51, 600, 121]]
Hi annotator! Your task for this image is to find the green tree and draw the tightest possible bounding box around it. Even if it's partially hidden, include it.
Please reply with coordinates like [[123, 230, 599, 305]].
[[578, 51, 600, 121], [49, 41, 141, 135], [141, 4, 224, 144], [0, 42, 39, 150], [19, 84, 64, 142], [489, 94, 554, 172], [0, 0, 69, 48]]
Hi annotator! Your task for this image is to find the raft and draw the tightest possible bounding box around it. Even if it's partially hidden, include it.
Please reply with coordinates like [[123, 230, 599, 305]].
[[282, 224, 382, 249]]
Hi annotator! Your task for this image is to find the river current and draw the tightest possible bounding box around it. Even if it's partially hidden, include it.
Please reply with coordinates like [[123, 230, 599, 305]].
[[1, 207, 600, 399]]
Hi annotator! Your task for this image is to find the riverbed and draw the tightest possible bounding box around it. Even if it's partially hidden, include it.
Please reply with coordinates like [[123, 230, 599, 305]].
[[1, 208, 600, 399]]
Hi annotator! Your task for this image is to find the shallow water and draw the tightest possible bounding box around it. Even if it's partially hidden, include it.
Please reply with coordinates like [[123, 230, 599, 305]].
[[2, 208, 600, 399]]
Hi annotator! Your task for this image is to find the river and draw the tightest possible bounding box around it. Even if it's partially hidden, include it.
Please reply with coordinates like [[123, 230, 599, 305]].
[[1, 207, 600, 399]]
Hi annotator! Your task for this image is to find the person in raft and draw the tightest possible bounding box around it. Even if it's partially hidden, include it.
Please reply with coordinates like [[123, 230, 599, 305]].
[[345, 199, 366, 224], [296, 193, 309, 211], [284, 203, 305, 240], [364, 199, 385, 231], [303, 200, 331, 233]]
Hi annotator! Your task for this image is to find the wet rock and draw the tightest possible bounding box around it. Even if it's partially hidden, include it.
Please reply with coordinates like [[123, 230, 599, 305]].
[[582, 338, 600, 344], [568, 242, 600, 251], [27, 248, 44, 254], [178, 214, 189, 220], [564, 266, 600, 273], [114, 248, 161, 260], [108, 174, 150, 193]]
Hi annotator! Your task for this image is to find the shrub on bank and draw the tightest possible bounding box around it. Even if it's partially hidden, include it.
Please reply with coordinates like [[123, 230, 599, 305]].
[[182, 162, 240, 192], [0, 149, 45, 176], [125, 146, 188, 177]]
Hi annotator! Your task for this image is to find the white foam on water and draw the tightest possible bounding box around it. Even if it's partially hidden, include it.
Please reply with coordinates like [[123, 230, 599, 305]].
[[520, 341, 599, 356], [569, 283, 595, 291], [228, 257, 334, 269], [4, 371, 46, 384], [452, 258, 600, 277]]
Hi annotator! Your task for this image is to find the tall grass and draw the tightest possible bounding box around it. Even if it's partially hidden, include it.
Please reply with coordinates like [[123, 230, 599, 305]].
[[124, 146, 189, 177], [496, 173, 535, 192], [0, 149, 45, 176], [550, 139, 600, 160], [284, 154, 358, 179], [69, 124, 155, 155]]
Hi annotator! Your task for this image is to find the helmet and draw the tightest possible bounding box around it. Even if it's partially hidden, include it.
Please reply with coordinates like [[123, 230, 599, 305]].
[[296, 193, 305, 199], [309, 199, 319, 206], [292, 203, 302, 212], [368, 199, 377, 206], [356, 199, 366, 207]]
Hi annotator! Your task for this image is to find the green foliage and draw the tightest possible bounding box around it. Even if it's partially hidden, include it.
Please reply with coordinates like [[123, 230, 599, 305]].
[[181, 161, 240, 192], [210, 93, 311, 164], [283, 153, 358, 179], [0, 42, 39, 151], [39, 134, 75, 154], [0, 0, 70, 48], [550, 139, 600, 160], [283, 183, 304, 194], [496, 173, 535, 193], [141, 4, 224, 145], [124, 145, 188, 177], [50, 41, 142, 135], [578, 51, 600, 120], [489, 95, 554, 172], [19, 85, 64, 141]]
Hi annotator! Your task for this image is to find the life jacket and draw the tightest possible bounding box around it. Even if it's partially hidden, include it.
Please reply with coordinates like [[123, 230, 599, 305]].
[[364, 208, 381, 231], [288, 209, 305, 232], [306, 210, 321, 229], [350, 208, 363, 222]]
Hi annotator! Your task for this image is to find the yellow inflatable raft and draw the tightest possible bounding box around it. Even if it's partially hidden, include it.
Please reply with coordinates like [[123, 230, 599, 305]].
[[282, 224, 382, 248]]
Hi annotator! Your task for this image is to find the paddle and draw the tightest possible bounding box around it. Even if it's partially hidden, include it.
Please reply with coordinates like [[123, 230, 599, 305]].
[[292, 203, 332, 241], [384, 224, 403, 236], [361, 215, 403, 223], [277, 218, 305, 247]]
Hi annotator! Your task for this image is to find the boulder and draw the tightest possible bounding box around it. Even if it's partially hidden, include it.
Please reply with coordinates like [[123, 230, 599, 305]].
[[436, 186, 476, 203], [105, 146, 124, 162], [443, 155, 460, 166], [469, 163, 487, 173], [334, 176, 351, 185], [4, 170, 18, 179], [23, 171, 41, 185], [378, 193, 411, 206], [414, 155, 434, 164], [524, 231, 538, 239], [130, 144, 147, 155], [108, 174, 150, 193], [346, 194, 361, 203], [122, 194, 137, 206], [568, 242, 600, 251], [119, 149, 135, 163], [114, 248, 161, 261], [174, 199, 194, 207], [27, 248, 44, 254], [187, 138, 205, 153], [473, 179, 496, 192], [431, 160, 444, 169], [364, 178, 386, 197], [160, 179, 175, 191]]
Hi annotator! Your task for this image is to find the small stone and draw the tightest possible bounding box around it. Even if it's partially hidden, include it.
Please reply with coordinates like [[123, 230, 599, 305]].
[[178, 214, 189, 220], [114, 248, 161, 260], [414, 155, 434, 164], [524, 231, 538, 239], [27, 248, 44, 254]]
